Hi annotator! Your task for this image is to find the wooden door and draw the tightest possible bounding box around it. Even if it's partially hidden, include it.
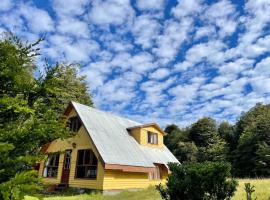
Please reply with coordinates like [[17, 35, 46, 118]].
[[61, 150, 72, 184]]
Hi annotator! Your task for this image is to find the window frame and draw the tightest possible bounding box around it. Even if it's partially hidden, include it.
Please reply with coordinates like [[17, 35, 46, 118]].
[[43, 153, 60, 178], [147, 131, 158, 145], [75, 149, 98, 180]]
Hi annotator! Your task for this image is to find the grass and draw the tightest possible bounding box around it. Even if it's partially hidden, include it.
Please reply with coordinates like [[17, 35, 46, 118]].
[[25, 186, 161, 200], [232, 179, 270, 200], [25, 179, 270, 200]]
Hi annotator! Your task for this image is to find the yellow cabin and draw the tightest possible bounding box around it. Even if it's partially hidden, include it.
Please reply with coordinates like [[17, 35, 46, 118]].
[[38, 102, 179, 191]]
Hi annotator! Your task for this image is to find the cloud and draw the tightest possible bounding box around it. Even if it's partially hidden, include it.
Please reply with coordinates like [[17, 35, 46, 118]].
[[19, 3, 54, 33], [136, 0, 165, 11], [88, 0, 134, 26], [132, 15, 161, 49], [1, 0, 270, 127], [149, 68, 170, 80]]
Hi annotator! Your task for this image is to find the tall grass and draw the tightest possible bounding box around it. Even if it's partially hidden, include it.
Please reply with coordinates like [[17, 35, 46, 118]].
[[232, 179, 270, 200]]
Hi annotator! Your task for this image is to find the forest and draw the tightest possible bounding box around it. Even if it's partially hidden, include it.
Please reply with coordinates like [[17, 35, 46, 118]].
[[164, 103, 270, 177]]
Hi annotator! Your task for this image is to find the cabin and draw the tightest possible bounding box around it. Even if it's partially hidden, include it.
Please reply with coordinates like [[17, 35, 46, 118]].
[[38, 102, 179, 191]]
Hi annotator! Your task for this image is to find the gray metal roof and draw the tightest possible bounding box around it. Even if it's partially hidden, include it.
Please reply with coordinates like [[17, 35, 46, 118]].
[[72, 102, 179, 168]]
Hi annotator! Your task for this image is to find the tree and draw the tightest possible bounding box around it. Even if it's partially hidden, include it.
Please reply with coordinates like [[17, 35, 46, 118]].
[[164, 124, 198, 163], [164, 124, 184, 151], [189, 117, 227, 162], [157, 162, 238, 200], [232, 103, 270, 177], [189, 117, 218, 147], [0, 33, 93, 199], [218, 121, 234, 144]]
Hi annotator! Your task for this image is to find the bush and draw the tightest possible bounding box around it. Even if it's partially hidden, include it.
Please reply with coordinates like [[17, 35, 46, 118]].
[[0, 170, 42, 200], [157, 162, 238, 200]]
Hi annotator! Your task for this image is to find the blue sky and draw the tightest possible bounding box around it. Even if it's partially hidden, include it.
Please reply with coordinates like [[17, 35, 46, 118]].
[[0, 0, 270, 127]]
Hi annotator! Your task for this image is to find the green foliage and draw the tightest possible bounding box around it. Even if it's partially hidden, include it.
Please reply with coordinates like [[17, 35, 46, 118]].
[[164, 125, 198, 163], [157, 162, 238, 200], [0, 32, 93, 199], [0, 171, 42, 200], [189, 117, 218, 147], [232, 103, 270, 177]]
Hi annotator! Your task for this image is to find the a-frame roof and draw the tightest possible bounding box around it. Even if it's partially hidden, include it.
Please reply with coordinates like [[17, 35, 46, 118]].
[[65, 101, 179, 170]]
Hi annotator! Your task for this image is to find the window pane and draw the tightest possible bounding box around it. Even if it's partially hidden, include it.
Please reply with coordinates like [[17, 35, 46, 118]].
[[91, 151, 98, 165], [148, 132, 151, 143], [76, 166, 85, 178], [85, 166, 97, 179], [49, 155, 54, 166], [55, 154, 59, 166], [84, 150, 90, 165], [78, 150, 84, 165]]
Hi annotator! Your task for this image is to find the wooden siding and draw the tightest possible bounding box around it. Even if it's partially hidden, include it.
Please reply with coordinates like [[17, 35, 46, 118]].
[[103, 168, 167, 190]]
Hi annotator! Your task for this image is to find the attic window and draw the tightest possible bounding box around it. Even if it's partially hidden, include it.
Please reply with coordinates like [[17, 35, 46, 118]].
[[69, 116, 82, 132], [147, 131, 158, 145]]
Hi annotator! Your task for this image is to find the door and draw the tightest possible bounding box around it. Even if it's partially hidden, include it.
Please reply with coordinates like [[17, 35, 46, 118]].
[[61, 150, 72, 184]]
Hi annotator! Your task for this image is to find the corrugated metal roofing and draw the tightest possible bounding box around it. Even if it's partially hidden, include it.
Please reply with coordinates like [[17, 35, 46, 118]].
[[72, 101, 179, 167]]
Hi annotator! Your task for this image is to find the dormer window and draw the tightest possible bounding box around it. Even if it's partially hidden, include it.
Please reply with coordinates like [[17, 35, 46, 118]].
[[69, 116, 82, 132], [147, 131, 158, 145]]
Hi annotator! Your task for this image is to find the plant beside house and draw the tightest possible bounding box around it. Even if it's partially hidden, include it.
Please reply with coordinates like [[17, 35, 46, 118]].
[[157, 162, 238, 200]]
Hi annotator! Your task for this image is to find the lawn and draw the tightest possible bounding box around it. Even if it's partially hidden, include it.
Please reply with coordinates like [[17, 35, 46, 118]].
[[25, 179, 270, 200], [232, 179, 270, 200]]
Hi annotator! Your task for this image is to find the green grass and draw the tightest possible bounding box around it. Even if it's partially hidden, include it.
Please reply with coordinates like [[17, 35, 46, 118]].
[[232, 179, 270, 200], [25, 179, 270, 200], [25, 187, 161, 200]]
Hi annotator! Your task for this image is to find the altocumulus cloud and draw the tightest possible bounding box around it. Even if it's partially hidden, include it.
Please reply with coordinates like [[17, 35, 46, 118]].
[[1, 0, 270, 127]]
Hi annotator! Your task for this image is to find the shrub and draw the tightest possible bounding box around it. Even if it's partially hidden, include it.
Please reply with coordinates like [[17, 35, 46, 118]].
[[0, 170, 42, 200], [157, 162, 238, 200]]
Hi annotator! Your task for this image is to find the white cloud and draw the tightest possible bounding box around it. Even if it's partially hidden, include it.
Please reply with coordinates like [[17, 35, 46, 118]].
[[132, 15, 160, 49], [149, 68, 170, 80], [88, 0, 134, 26], [52, 0, 90, 16], [251, 76, 270, 94], [19, 3, 54, 33], [57, 17, 89, 38], [253, 57, 270, 75], [136, 0, 165, 11], [154, 18, 193, 63], [172, 0, 204, 18], [1, 0, 270, 127]]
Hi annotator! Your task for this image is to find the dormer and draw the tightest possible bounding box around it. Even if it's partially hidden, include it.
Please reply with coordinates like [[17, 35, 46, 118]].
[[127, 123, 166, 148]]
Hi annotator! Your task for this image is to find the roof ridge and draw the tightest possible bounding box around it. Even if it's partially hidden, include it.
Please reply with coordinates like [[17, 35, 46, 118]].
[[71, 101, 142, 125]]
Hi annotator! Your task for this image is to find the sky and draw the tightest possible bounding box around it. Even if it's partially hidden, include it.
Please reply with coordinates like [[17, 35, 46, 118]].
[[0, 0, 270, 127]]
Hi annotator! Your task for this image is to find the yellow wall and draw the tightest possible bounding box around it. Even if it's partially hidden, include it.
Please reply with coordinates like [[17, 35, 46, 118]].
[[103, 169, 167, 190], [39, 108, 168, 190], [130, 126, 164, 148], [39, 109, 104, 190]]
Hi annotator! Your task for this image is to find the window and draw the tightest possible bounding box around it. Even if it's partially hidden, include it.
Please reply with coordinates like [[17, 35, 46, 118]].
[[75, 149, 98, 179], [149, 165, 162, 180], [43, 153, 60, 178], [64, 150, 72, 169], [147, 131, 158, 145], [69, 116, 82, 132]]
